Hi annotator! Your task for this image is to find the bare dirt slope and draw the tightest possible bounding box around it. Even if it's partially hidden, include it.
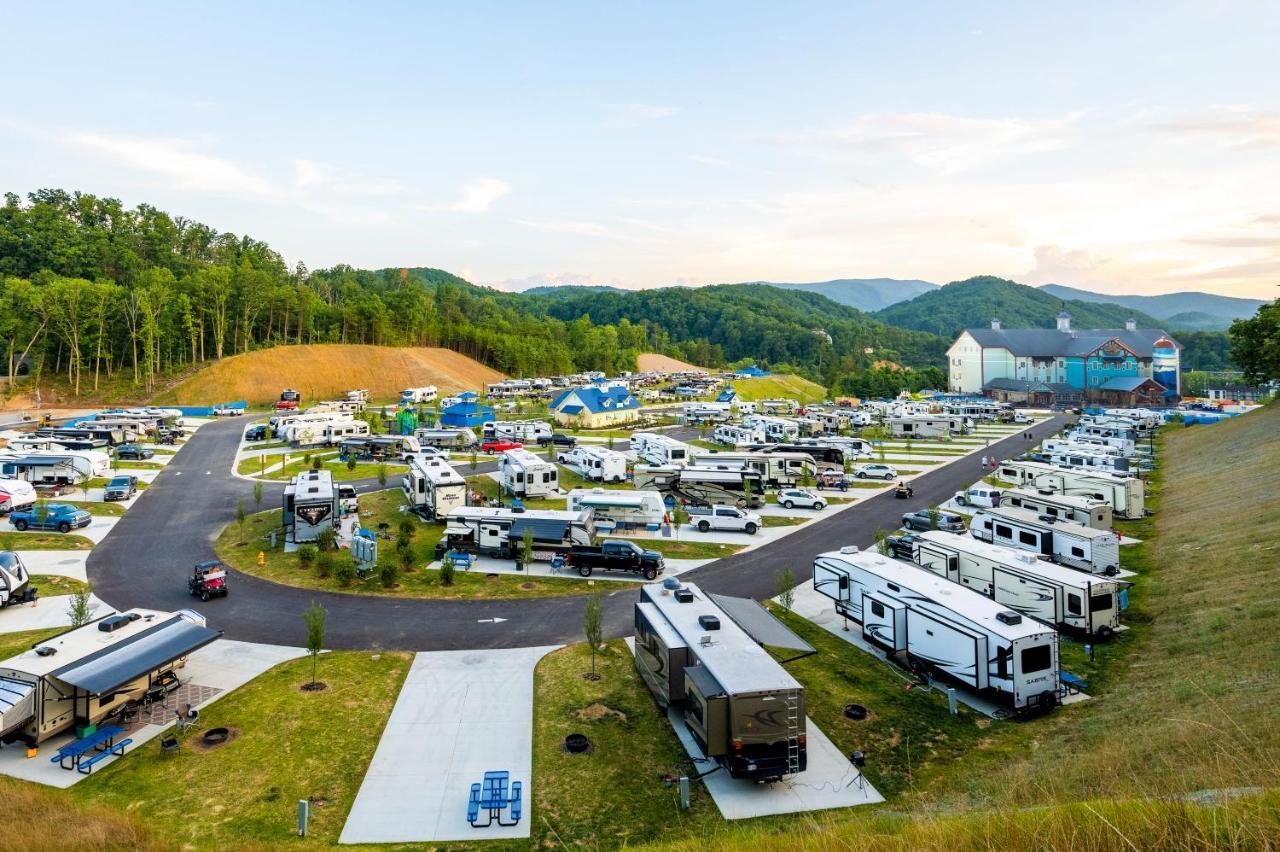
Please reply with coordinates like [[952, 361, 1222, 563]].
[[636, 353, 705, 373], [157, 345, 506, 405]]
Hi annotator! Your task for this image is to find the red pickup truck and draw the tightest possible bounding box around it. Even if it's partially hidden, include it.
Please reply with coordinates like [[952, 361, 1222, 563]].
[[480, 439, 523, 453]]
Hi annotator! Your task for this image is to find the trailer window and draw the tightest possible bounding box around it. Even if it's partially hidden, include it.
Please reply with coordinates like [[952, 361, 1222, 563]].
[[1020, 644, 1052, 674], [995, 524, 1013, 539], [1067, 594, 1082, 615], [1090, 592, 1114, 612], [1071, 546, 1085, 558], [870, 601, 885, 618], [1018, 531, 1037, 546]]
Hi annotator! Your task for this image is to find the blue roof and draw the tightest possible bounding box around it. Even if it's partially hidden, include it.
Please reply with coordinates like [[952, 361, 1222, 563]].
[[551, 386, 641, 414], [735, 365, 769, 377], [458, 391, 478, 400], [716, 388, 738, 403], [442, 401, 492, 415]]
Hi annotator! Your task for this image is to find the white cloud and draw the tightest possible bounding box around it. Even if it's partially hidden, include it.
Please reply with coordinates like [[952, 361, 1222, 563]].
[[606, 103, 678, 127], [64, 130, 281, 199], [451, 178, 511, 213], [486, 271, 612, 292], [1152, 107, 1280, 148], [688, 154, 731, 168]]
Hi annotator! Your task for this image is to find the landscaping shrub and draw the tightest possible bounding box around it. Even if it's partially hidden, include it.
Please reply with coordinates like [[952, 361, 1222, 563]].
[[297, 545, 317, 568], [380, 562, 398, 588], [439, 556, 455, 586], [315, 550, 334, 579], [335, 559, 356, 587]]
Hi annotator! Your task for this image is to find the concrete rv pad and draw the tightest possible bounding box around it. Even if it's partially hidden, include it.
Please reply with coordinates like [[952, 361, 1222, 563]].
[[340, 645, 560, 844]]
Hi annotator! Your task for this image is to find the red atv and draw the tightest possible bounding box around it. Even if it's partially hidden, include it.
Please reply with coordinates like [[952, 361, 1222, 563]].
[[189, 561, 229, 602]]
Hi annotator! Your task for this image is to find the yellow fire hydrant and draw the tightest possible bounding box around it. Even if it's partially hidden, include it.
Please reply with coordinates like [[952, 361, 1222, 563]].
[[258, 551, 266, 567]]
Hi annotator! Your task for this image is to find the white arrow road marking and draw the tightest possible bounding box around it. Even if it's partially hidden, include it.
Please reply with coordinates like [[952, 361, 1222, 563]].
[[205, 471, 211, 475], [174, 471, 182, 476], [476, 617, 508, 624]]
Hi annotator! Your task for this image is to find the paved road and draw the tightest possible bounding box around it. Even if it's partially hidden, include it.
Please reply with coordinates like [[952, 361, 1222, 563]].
[[87, 416, 1070, 650]]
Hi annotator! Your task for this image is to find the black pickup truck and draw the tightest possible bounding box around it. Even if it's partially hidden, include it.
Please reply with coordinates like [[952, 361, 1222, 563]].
[[565, 540, 665, 580]]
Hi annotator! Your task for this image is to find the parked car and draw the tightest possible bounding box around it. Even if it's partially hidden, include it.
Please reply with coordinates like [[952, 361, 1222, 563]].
[[244, 424, 268, 441], [816, 470, 850, 491], [954, 485, 1001, 508], [103, 475, 138, 502], [480, 439, 523, 453], [884, 532, 920, 560], [114, 444, 154, 461], [565, 540, 664, 580], [413, 446, 452, 461], [535, 433, 577, 448], [776, 488, 826, 510], [10, 503, 92, 533], [901, 509, 967, 533], [687, 504, 762, 534], [189, 560, 228, 601], [212, 406, 244, 417], [853, 463, 898, 480]]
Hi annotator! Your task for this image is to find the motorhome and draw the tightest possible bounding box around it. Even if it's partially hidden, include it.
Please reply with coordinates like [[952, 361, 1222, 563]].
[[911, 531, 1125, 638], [812, 547, 1060, 712], [634, 582, 808, 781], [746, 441, 850, 471], [887, 416, 966, 439], [995, 460, 1145, 520], [401, 455, 468, 520], [688, 449, 815, 487], [567, 488, 666, 529], [437, 506, 595, 559], [498, 448, 560, 498], [37, 425, 127, 447], [0, 450, 110, 485], [632, 464, 765, 508], [941, 401, 1007, 421], [339, 435, 421, 461], [742, 415, 800, 443], [414, 427, 477, 450], [970, 506, 1121, 575], [712, 424, 764, 448], [483, 420, 553, 443], [999, 488, 1113, 529], [629, 432, 693, 467], [0, 479, 37, 514], [399, 386, 438, 405], [0, 609, 220, 744], [283, 469, 340, 544], [558, 445, 627, 483]]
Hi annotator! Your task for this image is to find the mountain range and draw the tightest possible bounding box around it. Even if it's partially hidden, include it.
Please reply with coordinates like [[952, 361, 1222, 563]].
[[1037, 284, 1265, 331]]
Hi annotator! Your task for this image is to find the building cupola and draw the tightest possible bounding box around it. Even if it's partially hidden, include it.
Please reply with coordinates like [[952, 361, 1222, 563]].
[[991, 317, 1002, 331], [1125, 317, 1137, 332], [1056, 311, 1071, 333]]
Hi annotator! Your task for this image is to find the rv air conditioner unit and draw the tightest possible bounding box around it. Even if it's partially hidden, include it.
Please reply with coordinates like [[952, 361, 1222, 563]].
[[698, 615, 721, 631], [996, 610, 1023, 625], [99, 613, 141, 633], [674, 588, 694, 603], [840, 545, 860, 554]]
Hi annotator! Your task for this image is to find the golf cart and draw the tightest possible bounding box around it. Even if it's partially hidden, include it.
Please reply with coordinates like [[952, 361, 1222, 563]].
[[188, 560, 228, 601], [893, 481, 914, 499]]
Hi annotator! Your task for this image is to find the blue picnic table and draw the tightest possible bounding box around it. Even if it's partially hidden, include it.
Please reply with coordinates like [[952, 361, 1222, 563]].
[[466, 770, 523, 827], [50, 725, 133, 773]]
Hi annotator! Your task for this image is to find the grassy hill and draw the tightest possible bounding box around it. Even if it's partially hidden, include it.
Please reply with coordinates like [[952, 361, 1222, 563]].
[[156, 344, 505, 406], [730, 374, 827, 403], [873, 276, 1165, 337]]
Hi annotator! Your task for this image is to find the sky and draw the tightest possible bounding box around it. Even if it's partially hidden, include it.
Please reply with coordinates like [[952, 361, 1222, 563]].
[[4, 2, 1279, 298]]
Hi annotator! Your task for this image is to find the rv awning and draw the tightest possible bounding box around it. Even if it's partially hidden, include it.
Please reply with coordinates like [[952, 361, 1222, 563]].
[[51, 616, 222, 696], [444, 524, 473, 537], [0, 677, 35, 734], [709, 594, 815, 659], [508, 518, 570, 543]]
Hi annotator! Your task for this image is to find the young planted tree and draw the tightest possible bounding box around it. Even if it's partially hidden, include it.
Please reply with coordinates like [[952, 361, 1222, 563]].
[[873, 527, 892, 555], [774, 567, 796, 611], [253, 480, 264, 511], [520, 526, 534, 572], [297, 545, 317, 569], [235, 498, 247, 537], [583, 591, 603, 679], [67, 583, 96, 628], [376, 463, 387, 487], [302, 601, 327, 689], [316, 526, 337, 551], [347, 455, 357, 472], [398, 514, 416, 539]]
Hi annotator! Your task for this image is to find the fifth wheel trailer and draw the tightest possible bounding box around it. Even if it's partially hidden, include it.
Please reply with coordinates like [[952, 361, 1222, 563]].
[[401, 455, 468, 520], [566, 488, 666, 529], [437, 507, 596, 559], [812, 547, 1060, 712], [994, 460, 1145, 520], [634, 582, 807, 781], [999, 488, 1113, 530], [498, 448, 560, 498], [632, 464, 765, 508], [911, 531, 1125, 638], [969, 506, 1121, 575]]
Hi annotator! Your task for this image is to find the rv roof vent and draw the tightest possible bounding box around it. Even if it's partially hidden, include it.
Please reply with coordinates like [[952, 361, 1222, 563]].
[[1017, 553, 1038, 565], [662, 577, 681, 591], [1037, 489, 1054, 496], [840, 545, 860, 554], [698, 615, 721, 631], [674, 588, 694, 603], [1039, 515, 1056, 524], [34, 645, 56, 657], [699, 635, 713, 647], [996, 610, 1023, 625]]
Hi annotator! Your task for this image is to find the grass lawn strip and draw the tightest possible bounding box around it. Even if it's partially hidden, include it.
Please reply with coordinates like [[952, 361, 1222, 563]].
[[30, 574, 90, 596], [3, 532, 94, 551]]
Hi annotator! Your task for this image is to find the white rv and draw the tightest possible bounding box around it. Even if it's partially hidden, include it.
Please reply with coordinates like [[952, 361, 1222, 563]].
[[567, 488, 666, 529], [1061, 431, 1138, 455], [414, 427, 477, 450], [1038, 448, 1132, 475], [688, 449, 815, 487], [712, 424, 764, 447], [324, 418, 370, 445], [400, 386, 439, 405], [438, 506, 595, 558], [558, 445, 627, 483], [283, 469, 340, 544], [0, 552, 35, 607], [498, 448, 559, 498], [632, 464, 765, 508], [402, 455, 468, 520], [813, 547, 1061, 712], [970, 506, 1121, 575], [0, 450, 109, 484], [483, 420, 552, 442], [0, 479, 37, 514], [994, 460, 1146, 520], [741, 415, 799, 443], [999, 488, 1113, 529], [629, 432, 693, 467], [888, 416, 955, 439], [912, 531, 1126, 638]]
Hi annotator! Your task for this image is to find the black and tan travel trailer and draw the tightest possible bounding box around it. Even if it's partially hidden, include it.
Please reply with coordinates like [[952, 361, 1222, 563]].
[[969, 506, 1122, 575], [999, 488, 1113, 530], [632, 464, 765, 508], [283, 470, 340, 544], [634, 582, 811, 782], [0, 609, 220, 745], [994, 460, 1146, 520], [401, 455, 468, 520], [912, 531, 1127, 638]]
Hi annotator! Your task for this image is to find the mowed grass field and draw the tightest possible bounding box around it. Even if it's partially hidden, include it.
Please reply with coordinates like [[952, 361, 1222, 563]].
[[730, 374, 827, 403], [156, 344, 506, 405]]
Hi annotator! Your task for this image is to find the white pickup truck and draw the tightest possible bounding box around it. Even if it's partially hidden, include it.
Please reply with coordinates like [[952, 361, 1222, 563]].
[[687, 504, 763, 535]]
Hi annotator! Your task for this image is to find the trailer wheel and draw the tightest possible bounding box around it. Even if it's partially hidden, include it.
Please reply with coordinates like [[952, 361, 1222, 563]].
[[1096, 625, 1115, 640], [577, 565, 592, 578], [745, 523, 758, 535], [13, 520, 27, 531], [697, 520, 710, 532]]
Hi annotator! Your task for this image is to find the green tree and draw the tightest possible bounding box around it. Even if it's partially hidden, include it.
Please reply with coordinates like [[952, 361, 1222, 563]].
[[252, 479, 264, 510], [302, 601, 327, 687], [297, 545, 317, 568], [235, 498, 246, 536], [519, 526, 534, 572], [66, 582, 95, 627], [774, 567, 796, 611], [376, 463, 387, 487], [439, 554, 456, 586], [1229, 300, 1280, 383], [380, 561, 398, 588], [347, 455, 357, 472], [316, 526, 337, 551], [583, 592, 603, 678]]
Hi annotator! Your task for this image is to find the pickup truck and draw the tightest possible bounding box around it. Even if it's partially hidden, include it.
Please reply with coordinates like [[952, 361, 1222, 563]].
[[564, 540, 665, 580], [535, 433, 577, 448], [10, 503, 92, 533], [480, 439, 523, 453], [115, 444, 154, 460], [103, 475, 138, 502], [687, 504, 762, 535], [901, 509, 967, 533]]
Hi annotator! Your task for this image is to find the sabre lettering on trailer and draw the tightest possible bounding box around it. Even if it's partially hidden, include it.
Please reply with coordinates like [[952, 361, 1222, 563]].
[[296, 505, 332, 526]]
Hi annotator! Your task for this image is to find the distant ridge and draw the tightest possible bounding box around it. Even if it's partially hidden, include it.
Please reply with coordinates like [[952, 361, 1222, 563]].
[[1038, 283, 1264, 329], [522, 284, 626, 297], [754, 278, 938, 312]]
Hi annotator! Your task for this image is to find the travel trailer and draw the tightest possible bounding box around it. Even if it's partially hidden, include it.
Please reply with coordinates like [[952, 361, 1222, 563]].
[[812, 546, 1060, 712], [741, 415, 800, 443], [0, 450, 110, 485], [324, 418, 370, 445], [912, 531, 1126, 637], [1042, 438, 1126, 459], [414, 427, 478, 450], [629, 432, 693, 467], [567, 488, 666, 529], [37, 425, 128, 447], [402, 455, 468, 520], [632, 464, 765, 508], [681, 402, 732, 423], [437, 506, 595, 559], [634, 582, 807, 781], [0, 609, 220, 744], [498, 448, 560, 498], [0, 479, 37, 514], [0, 552, 36, 607], [283, 469, 340, 544], [558, 445, 627, 483], [887, 416, 963, 439], [999, 488, 1113, 529], [713, 425, 766, 448], [994, 460, 1146, 520], [1037, 448, 1132, 475], [688, 449, 815, 487], [1060, 431, 1138, 455], [970, 506, 1121, 575], [483, 420, 553, 443], [399, 386, 438, 405]]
